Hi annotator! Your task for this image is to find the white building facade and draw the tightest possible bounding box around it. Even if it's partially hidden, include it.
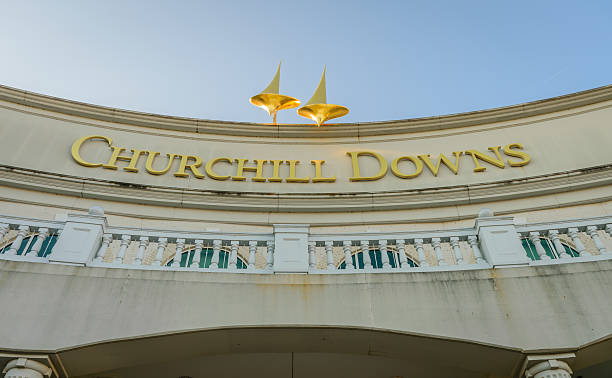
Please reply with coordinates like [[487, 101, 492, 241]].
[[1, 83, 612, 377]]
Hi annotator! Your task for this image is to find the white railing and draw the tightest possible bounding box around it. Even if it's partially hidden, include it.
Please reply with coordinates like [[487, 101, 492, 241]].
[[1, 213, 611, 273], [308, 229, 486, 273], [515, 216, 612, 262], [0, 215, 64, 261], [91, 226, 276, 273]]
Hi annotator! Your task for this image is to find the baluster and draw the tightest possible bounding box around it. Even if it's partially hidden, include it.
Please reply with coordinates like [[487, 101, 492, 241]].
[[568, 228, 590, 257], [397, 239, 409, 269], [324, 241, 335, 270], [248, 241, 257, 269], [450, 237, 464, 265], [0, 223, 9, 244], [528, 232, 550, 260], [28, 228, 49, 258], [308, 242, 316, 270], [361, 240, 373, 269], [414, 238, 429, 267], [266, 240, 274, 270], [467, 235, 485, 264], [548, 230, 570, 259], [229, 241, 239, 269], [152, 237, 168, 266], [191, 239, 203, 269], [587, 226, 609, 255], [210, 239, 222, 269], [133, 236, 149, 265], [171, 238, 186, 268], [432, 238, 446, 266], [94, 234, 112, 262], [380, 240, 391, 269], [7, 225, 30, 255], [342, 240, 354, 270], [114, 234, 131, 264]]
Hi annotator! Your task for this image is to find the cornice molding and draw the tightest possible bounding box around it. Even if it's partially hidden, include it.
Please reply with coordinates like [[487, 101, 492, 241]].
[[1, 83, 612, 138], [1, 164, 610, 214]]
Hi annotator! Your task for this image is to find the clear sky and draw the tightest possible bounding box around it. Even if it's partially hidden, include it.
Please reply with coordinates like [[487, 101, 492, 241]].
[[1, 1, 611, 124]]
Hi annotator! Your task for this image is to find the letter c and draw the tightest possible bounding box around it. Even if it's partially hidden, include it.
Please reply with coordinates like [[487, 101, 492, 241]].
[[71, 135, 113, 167]]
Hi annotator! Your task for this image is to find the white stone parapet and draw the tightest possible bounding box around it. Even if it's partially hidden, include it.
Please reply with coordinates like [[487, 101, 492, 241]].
[[1, 212, 612, 274]]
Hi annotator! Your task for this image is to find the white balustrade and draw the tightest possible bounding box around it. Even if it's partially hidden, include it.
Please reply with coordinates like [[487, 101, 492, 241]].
[[6, 225, 30, 255], [567, 228, 589, 257], [191, 239, 203, 269], [529, 232, 551, 260], [308, 241, 316, 269], [414, 239, 428, 267], [229, 241, 239, 269], [342, 241, 354, 270], [325, 241, 335, 270], [380, 240, 391, 269], [266, 240, 274, 270], [586, 226, 609, 255], [94, 233, 112, 263], [210, 239, 222, 269], [27, 227, 49, 258], [397, 239, 409, 269], [361, 240, 373, 270], [432, 238, 446, 266], [152, 237, 168, 266], [114, 234, 131, 264], [248, 241, 257, 269], [171, 238, 186, 268], [450, 237, 464, 265], [133, 236, 149, 265], [548, 230, 570, 259], [2, 213, 612, 275]]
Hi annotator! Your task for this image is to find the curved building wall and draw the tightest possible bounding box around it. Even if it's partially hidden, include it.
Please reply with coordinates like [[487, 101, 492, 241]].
[[1, 84, 612, 378]]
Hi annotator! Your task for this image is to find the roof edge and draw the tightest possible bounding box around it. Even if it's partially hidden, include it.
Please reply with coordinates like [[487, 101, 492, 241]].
[[1, 83, 611, 138]]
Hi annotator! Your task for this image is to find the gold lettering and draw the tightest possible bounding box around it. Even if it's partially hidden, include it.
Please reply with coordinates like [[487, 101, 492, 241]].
[[102, 147, 145, 172], [347, 151, 388, 182], [418, 152, 462, 176], [268, 160, 284, 182], [174, 155, 205, 178], [310, 160, 336, 183], [391, 156, 423, 179], [232, 159, 267, 181], [145, 152, 178, 175], [503, 143, 531, 167], [465, 146, 505, 172], [285, 160, 310, 183], [71, 135, 112, 168], [205, 157, 232, 180]]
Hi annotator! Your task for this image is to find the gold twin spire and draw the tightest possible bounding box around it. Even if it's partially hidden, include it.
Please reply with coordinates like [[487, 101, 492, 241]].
[[249, 63, 349, 126], [249, 62, 301, 125]]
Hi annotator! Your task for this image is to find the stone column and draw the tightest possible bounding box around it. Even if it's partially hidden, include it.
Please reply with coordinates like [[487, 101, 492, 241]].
[[2, 358, 52, 378], [525, 359, 573, 378]]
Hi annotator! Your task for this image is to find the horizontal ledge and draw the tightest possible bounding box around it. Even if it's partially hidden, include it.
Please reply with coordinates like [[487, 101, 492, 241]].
[[0, 83, 612, 137], [0, 164, 611, 214]]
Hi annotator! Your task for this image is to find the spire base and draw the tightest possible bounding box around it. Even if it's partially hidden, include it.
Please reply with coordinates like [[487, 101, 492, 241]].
[[297, 103, 349, 126]]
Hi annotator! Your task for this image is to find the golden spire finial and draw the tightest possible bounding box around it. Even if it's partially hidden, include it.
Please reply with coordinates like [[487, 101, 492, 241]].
[[298, 66, 349, 126], [249, 61, 300, 125]]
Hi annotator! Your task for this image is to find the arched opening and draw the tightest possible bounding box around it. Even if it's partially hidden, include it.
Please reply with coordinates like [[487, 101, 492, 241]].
[[521, 237, 579, 260], [166, 247, 248, 269], [338, 248, 418, 269]]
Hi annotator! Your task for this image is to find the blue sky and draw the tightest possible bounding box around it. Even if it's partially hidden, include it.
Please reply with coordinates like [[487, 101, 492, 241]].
[[1, 1, 611, 124]]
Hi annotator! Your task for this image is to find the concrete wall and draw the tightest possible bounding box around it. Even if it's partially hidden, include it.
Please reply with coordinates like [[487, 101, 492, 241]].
[[1, 259, 611, 353]]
